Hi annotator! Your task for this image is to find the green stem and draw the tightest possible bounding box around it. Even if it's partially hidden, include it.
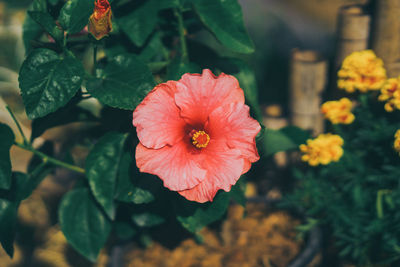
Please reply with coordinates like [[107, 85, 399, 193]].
[[6, 106, 29, 145], [359, 93, 369, 108], [376, 189, 391, 219], [29, 161, 48, 178], [174, 8, 188, 63], [63, 32, 68, 48], [332, 123, 343, 137], [14, 142, 85, 174]]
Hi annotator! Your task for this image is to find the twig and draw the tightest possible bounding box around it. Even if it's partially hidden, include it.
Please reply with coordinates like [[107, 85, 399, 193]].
[[14, 142, 85, 174], [6, 106, 29, 146]]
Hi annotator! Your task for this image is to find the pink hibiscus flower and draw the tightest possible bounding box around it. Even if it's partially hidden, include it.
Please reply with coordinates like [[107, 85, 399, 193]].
[[132, 69, 261, 203]]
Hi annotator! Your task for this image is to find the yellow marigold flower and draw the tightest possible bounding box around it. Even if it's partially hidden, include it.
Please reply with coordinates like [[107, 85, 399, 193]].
[[299, 134, 344, 166], [378, 77, 400, 112], [394, 130, 400, 154], [321, 97, 355, 124], [338, 50, 386, 93]]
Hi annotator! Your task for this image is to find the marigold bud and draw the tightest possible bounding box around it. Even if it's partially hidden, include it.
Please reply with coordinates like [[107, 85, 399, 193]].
[[88, 0, 112, 40]]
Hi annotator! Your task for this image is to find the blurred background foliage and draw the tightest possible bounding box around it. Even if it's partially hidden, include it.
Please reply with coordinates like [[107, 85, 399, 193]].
[[0, 0, 367, 105]]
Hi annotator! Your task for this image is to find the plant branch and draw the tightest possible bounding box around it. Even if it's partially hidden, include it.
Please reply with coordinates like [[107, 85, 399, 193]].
[[174, 8, 188, 63], [14, 142, 85, 174], [6, 106, 29, 146]]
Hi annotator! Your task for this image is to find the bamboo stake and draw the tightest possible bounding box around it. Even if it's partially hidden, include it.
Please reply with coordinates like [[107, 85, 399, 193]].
[[289, 49, 327, 135], [371, 0, 400, 77], [335, 5, 370, 70]]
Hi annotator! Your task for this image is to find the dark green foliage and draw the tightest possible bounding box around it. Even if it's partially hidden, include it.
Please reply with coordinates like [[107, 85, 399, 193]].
[[19, 48, 84, 119], [263, 126, 311, 156], [28, 11, 63, 43], [86, 132, 128, 219], [286, 94, 400, 266], [58, 0, 93, 34], [116, 0, 159, 47], [191, 0, 254, 54], [0, 199, 17, 257], [176, 183, 244, 233], [86, 54, 155, 110], [59, 188, 112, 262], [0, 124, 14, 190]]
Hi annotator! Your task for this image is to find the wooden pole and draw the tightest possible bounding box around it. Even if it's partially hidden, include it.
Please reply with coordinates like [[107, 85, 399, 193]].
[[335, 5, 370, 70], [371, 0, 400, 77], [289, 49, 327, 135]]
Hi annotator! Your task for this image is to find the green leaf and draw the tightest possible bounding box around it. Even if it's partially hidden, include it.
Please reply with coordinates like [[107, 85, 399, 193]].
[[138, 32, 166, 62], [19, 48, 85, 119], [0, 199, 17, 257], [86, 132, 128, 219], [31, 105, 97, 141], [11, 172, 30, 202], [58, 0, 93, 34], [22, 0, 48, 52], [0, 172, 29, 203], [0, 124, 14, 190], [32, 0, 47, 12], [59, 188, 112, 262], [22, 14, 43, 53], [167, 57, 201, 80], [114, 151, 155, 204], [192, 0, 254, 54], [263, 126, 311, 156], [86, 54, 155, 110], [114, 222, 137, 240], [176, 191, 231, 233], [223, 58, 262, 122], [117, 188, 154, 204], [158, 0, 180, 9], [117, 0, 158, 47], [230, 179, 246, 207], [28, 11, 63, 43], [132, 213, 165, 227]]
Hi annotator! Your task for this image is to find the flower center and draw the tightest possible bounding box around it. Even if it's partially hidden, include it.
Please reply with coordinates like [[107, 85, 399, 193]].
[[191, 130, 210, 148]]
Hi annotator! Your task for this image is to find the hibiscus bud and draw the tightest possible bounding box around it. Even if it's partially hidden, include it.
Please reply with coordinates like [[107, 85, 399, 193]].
[[88, 0, 112, 40]]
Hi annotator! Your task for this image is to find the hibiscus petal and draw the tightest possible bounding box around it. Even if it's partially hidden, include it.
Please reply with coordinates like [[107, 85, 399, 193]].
[[135, 142, 206, 191], [178, 143, 244, 203], [207, 102, 261, 164], [175, 69, 245, 125], [133, 81, 187, 149]]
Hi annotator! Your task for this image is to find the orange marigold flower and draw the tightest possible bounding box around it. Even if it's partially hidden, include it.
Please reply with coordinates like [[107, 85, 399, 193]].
[[299, 134, 344, 166], [394, 130, 400, 154], [378, 77, 400, 112], [321, 98, 355, 124], [88, 0, 112, 40], [338, 50, 386, 93]]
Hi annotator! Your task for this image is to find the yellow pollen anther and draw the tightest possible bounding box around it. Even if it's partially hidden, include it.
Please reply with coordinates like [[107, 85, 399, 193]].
[[192, 130, 210, 148]]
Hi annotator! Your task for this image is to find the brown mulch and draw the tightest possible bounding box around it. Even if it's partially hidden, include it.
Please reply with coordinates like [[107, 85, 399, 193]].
[[123, 203, 304, 267]]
